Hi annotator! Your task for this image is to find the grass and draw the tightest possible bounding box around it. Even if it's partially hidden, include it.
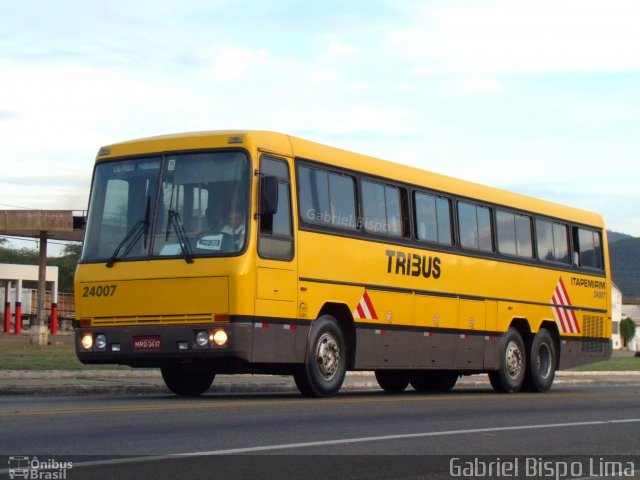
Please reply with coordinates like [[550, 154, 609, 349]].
[[570, 356, 640, 372], [1, 334, 639, 371], [0, 334, 130, 370]]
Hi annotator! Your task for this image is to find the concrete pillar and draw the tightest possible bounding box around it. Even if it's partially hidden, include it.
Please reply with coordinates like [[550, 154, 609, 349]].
[[51, 281, 58, 335], [3, 281, 10, 333], [15, 279, 22, 335], [31, 231, 49, 345]]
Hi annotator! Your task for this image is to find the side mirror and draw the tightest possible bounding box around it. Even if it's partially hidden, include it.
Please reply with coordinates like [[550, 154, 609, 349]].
[[259, 175, 279, 216]]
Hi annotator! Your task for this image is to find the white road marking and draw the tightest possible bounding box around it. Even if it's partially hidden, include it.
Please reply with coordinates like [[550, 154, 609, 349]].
[[18, 417, 634, 472], [180, 418, 640, 455]]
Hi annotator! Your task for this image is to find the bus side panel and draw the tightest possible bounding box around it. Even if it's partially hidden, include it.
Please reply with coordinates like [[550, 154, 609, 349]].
[[414, 295, 457, 368], [354, 327, 406, 368], [414, 294, 458, 330], [483, 301, 500, 369], [456, 299, 486, 369], [354, 328, 494, 370], [248, 319, 312, 365], [559, 337, 612, 370], [559, 310, 612, 369]]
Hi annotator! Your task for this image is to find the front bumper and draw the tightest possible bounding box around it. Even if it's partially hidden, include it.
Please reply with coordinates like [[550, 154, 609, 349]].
[[75, 322, 253, 368]]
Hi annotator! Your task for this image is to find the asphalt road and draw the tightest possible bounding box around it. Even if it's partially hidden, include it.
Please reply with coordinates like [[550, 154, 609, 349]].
[[2, 384, 640, 479]]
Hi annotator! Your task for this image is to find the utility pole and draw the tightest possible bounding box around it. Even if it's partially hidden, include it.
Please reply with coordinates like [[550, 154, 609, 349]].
[[31, 230, 49, 346]]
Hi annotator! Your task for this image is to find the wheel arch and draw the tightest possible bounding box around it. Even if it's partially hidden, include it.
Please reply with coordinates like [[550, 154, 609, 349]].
[[509, 317, 532, 345]]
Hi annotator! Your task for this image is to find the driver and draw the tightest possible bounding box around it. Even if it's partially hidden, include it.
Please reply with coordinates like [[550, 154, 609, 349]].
[[221, 210, 245, 250]]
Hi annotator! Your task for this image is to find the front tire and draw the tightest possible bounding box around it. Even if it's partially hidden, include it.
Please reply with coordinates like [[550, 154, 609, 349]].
[[294, 315, 347, 398], [524, 329, 556, 392], [489, 328, 526, 393], [161, 365, 215, 397]]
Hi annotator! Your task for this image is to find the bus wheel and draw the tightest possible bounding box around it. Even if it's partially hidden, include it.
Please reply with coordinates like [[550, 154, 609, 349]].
[[524, 329, 556, 392], [294, 315, 347, 398], [410, 371, 459, 392], [161, 365, 215, 397], [375, 371, 410, 392], [489, 328, 526, 393]]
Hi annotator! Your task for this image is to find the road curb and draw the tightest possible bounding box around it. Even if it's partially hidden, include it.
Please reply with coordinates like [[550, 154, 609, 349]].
[[2, 370, 640, 379], [1, 371, 640, 396]]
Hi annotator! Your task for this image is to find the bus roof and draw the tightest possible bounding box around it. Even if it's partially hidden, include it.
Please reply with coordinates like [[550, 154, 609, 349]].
[[97, 129, 605, 229]]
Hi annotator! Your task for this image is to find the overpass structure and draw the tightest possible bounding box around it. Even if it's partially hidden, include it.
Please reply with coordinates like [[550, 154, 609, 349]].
[[0, 210, 85, 345]]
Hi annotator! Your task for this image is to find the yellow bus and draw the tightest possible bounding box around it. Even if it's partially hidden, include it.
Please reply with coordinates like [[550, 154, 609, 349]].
[[75, 130, 611, 397]]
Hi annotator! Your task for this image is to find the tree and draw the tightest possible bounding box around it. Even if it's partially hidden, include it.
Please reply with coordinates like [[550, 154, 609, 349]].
[[0, 241, 82, 293], [620, 317, 637, 349], [50, 243, 82, 293], [0, 243, 39, 264]]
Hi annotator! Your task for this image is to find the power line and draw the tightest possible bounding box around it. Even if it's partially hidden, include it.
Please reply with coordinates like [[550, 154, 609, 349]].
[[0, 235, 81, 246]]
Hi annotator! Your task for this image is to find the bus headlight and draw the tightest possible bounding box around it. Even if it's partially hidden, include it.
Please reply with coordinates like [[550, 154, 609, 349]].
[[95, 334, 107, 350], [211, 329, 228, 347], [195, 330, 209, 347], [81, 334, 93, 350]]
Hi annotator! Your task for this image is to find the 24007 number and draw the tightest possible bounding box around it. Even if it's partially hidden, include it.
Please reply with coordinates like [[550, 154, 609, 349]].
[[82, 285, 117, 297]]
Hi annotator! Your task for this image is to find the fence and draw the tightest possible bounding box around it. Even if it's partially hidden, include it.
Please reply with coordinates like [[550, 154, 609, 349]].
[[1, 288, 75, 332]]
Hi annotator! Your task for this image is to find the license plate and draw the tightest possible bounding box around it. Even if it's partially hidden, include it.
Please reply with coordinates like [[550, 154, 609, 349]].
[[133, 336, 162, 351]]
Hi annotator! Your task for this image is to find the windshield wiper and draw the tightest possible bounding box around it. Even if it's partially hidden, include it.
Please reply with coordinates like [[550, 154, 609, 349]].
[[165, 209, 194, 264], [106, 196, 150, 268]]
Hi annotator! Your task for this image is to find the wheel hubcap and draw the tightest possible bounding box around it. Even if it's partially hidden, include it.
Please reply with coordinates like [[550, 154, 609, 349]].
[[505, 341, 523, 379], [316, 332, 341, 381]]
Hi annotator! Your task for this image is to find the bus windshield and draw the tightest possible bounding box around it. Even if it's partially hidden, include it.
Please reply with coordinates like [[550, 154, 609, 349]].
[[81, 151, 250, 263]]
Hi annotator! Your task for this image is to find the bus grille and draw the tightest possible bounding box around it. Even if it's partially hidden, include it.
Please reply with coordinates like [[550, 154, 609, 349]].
[[582, 314, 606, 353], [89, 313, 214, 327]]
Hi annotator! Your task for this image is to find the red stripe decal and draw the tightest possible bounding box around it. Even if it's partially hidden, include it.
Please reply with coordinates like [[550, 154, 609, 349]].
[[362, 291, 378, 319]]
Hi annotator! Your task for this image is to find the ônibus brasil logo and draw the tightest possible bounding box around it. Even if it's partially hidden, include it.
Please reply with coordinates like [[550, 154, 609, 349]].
[[8, 456, 73, 479]]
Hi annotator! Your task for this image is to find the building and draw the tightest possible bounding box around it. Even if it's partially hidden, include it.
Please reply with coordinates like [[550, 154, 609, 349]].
[[1, 263, 59, 335], [1, 209, 84, 344], [621, 297, 640, 352], [611, 283, 623, 349]]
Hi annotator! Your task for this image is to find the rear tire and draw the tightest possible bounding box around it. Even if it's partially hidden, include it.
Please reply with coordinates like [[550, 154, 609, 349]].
[[375, 371, 410, 392], [524, 329, 556, 392], [410, 371, 459, 392], [161, 365, 215, 397], [489, 327, 526, 393], [294, 315, 347, 398]]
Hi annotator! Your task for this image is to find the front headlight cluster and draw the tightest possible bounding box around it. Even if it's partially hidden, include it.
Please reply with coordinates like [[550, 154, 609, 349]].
[[211, 329, 228, 346], [80, 333, 119, 352], [80, 328, 230, 353], [194, 328, 229, 348]]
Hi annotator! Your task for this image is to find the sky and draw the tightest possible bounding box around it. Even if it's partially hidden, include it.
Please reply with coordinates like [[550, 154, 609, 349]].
[[1, 0, 639, 254]]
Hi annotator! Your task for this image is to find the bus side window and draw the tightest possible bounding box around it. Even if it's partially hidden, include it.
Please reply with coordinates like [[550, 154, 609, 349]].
[[298, 164, 357, 230], [574, 227, 603, 270], [258, 156, 294, 260], [536, 219, 570, 264], [361, 180, 403, 237], [496, 210, 532, 258], [458, 201, 493, 252], [414, 191, 452, 245]]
